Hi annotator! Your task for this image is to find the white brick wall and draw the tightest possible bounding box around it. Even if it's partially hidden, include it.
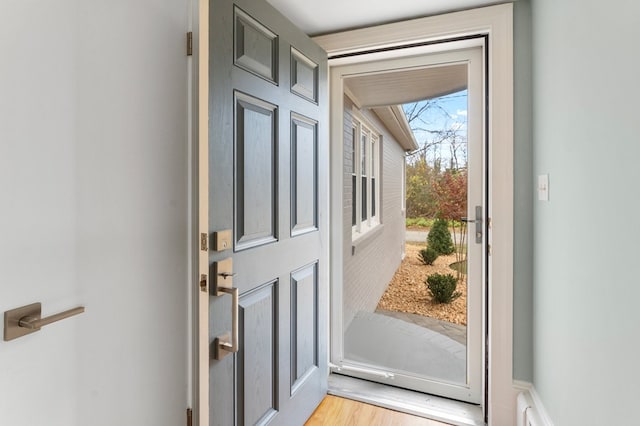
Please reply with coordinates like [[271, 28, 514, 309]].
[[343, 96, 407, 328]]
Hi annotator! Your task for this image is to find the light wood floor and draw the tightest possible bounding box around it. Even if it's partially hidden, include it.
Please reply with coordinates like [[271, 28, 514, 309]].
[[305, 395, 452, 425]]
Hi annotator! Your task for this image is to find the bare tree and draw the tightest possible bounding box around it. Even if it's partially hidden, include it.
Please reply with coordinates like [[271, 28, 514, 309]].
[[403, 94, 468, 171]]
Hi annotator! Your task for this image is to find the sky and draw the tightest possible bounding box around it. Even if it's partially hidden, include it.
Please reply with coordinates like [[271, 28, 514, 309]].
[[403, 89, 468, 169]]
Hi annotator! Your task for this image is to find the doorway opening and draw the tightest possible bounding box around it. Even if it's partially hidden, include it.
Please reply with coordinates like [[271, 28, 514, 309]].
[[315, 4, 516, 422], [355, 89, 472, 383], [329, 45, 485, 405]]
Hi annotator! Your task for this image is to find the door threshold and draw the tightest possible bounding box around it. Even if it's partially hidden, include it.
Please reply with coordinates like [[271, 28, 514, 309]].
[[328, 374, 485, 426]]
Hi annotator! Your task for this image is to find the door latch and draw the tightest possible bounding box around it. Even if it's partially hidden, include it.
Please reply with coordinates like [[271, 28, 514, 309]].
[[200, 274, 208, 292], [213, 258, 235, 290], [461, 206, 483, 244]]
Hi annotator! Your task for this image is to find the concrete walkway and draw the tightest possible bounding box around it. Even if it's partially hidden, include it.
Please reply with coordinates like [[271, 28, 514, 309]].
[[405, 229, 463, 243], [405, 229, 428, 242], [344, 311, 466, 383], [375, 309, 467, 345]]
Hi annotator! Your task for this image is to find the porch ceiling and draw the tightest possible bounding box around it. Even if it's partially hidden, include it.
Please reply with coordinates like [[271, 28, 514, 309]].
[[267, 0, 512, 36], [343, 63, 467, 109], [343, 62, 467, 153]]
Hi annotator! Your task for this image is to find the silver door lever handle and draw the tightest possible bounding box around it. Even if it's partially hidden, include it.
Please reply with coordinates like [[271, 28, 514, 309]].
[[461, 217, 481, 223], [464, 206, 484, 244], [213, 286, 239, 360], [4, 303, 85, 341], [217, 272, 237, 279], [19, 306, 85, 330]]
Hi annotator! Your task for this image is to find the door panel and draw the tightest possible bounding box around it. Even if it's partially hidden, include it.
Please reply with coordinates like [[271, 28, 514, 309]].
[[290, 48, 318, 102], [234, 92, 278, 249], [291, 114, 318, 235], [234, 7, 278, 83], [290, 262, 319, 392], [237, 281, 278, 426], [209, 0, 328, 425]]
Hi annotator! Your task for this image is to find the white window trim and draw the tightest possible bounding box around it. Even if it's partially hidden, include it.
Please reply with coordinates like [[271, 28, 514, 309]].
[[351, 112, 381, 240], [350, 123, 358, 234], [316, 3, 515, 424]]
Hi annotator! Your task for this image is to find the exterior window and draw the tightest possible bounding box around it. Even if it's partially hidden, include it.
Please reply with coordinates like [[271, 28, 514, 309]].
[[351, 125, 357, 227], [351, 115, 380, 238], [361, 130, 368, 222]]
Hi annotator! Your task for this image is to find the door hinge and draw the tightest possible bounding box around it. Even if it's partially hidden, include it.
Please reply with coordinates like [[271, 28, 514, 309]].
[[186, 408, 193, 426], [200, 233, 208, 251], [187, 32, 193, 56]]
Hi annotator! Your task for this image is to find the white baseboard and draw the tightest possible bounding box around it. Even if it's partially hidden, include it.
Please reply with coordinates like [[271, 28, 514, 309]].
[[513, 381, 554, 426], [513, 380, 532, 393], [528, 385, 554, 426]]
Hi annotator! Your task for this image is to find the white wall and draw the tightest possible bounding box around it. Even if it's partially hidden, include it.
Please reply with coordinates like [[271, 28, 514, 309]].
[[532, 0, 640, 423], [0, 1, 189, 425], [342, 97, 406, 328]]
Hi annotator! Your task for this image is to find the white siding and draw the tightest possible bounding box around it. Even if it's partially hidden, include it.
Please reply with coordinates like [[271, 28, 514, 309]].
[[343, 96, 407, 328]]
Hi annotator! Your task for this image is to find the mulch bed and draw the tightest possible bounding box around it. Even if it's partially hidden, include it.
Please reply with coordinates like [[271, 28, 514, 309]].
[[376, 242, 468, 325]]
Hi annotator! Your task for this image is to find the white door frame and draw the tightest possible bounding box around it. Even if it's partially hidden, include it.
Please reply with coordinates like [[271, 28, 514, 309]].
[[194, 0, 209, 424], [314, 4, 516, 424], [328, 44, 485, 403]]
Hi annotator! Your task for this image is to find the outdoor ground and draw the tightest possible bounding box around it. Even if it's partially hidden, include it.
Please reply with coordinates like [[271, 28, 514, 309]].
[[376, 242, 467, 325]]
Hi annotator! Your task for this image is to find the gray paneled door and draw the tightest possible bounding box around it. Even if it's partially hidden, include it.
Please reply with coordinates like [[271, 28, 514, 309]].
[[208, 1, 328, 425]]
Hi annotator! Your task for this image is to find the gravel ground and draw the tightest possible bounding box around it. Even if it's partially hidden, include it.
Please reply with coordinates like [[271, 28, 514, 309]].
[[376, 242, 468, 325]]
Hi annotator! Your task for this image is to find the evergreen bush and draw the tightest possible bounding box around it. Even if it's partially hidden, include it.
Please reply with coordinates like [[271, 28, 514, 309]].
[[426, 273, 461, 304], [427, 218, 454, 255], [418, 247, 439, 265]]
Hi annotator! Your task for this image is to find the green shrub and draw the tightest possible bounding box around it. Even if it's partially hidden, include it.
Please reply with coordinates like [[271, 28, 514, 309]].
[[406, 217, 433, 228], [427, 218, 454, 255], [418, 247, 439, 265], [426, 273, 461, 304], [415, 218, 432, 228]]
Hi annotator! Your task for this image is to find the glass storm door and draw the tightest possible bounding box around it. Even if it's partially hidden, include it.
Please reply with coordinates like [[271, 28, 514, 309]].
[[333, 46, 485, 404]]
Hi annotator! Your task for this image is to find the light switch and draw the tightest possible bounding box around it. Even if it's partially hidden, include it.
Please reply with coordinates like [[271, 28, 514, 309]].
[[538, 174, 549, 201]]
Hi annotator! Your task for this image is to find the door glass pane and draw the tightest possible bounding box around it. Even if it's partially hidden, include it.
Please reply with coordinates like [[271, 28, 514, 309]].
[[361, 133, 367, 176], [371, 136, 377, 218], [361, 176, 367, 221], [351, 127, 357, 174], [352, 175, 357, 226], [343, 84, 473, 392], [371, 177, 375, 217], [352, 126, 357, 226]]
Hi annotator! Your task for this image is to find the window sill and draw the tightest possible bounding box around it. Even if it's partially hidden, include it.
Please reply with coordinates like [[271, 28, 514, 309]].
[[351, 223, 384, 256]]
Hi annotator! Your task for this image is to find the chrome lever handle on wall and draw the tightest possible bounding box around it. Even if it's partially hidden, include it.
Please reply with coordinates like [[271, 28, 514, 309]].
[[19, 306, 85, 330], [4, 303, 85, 341]]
